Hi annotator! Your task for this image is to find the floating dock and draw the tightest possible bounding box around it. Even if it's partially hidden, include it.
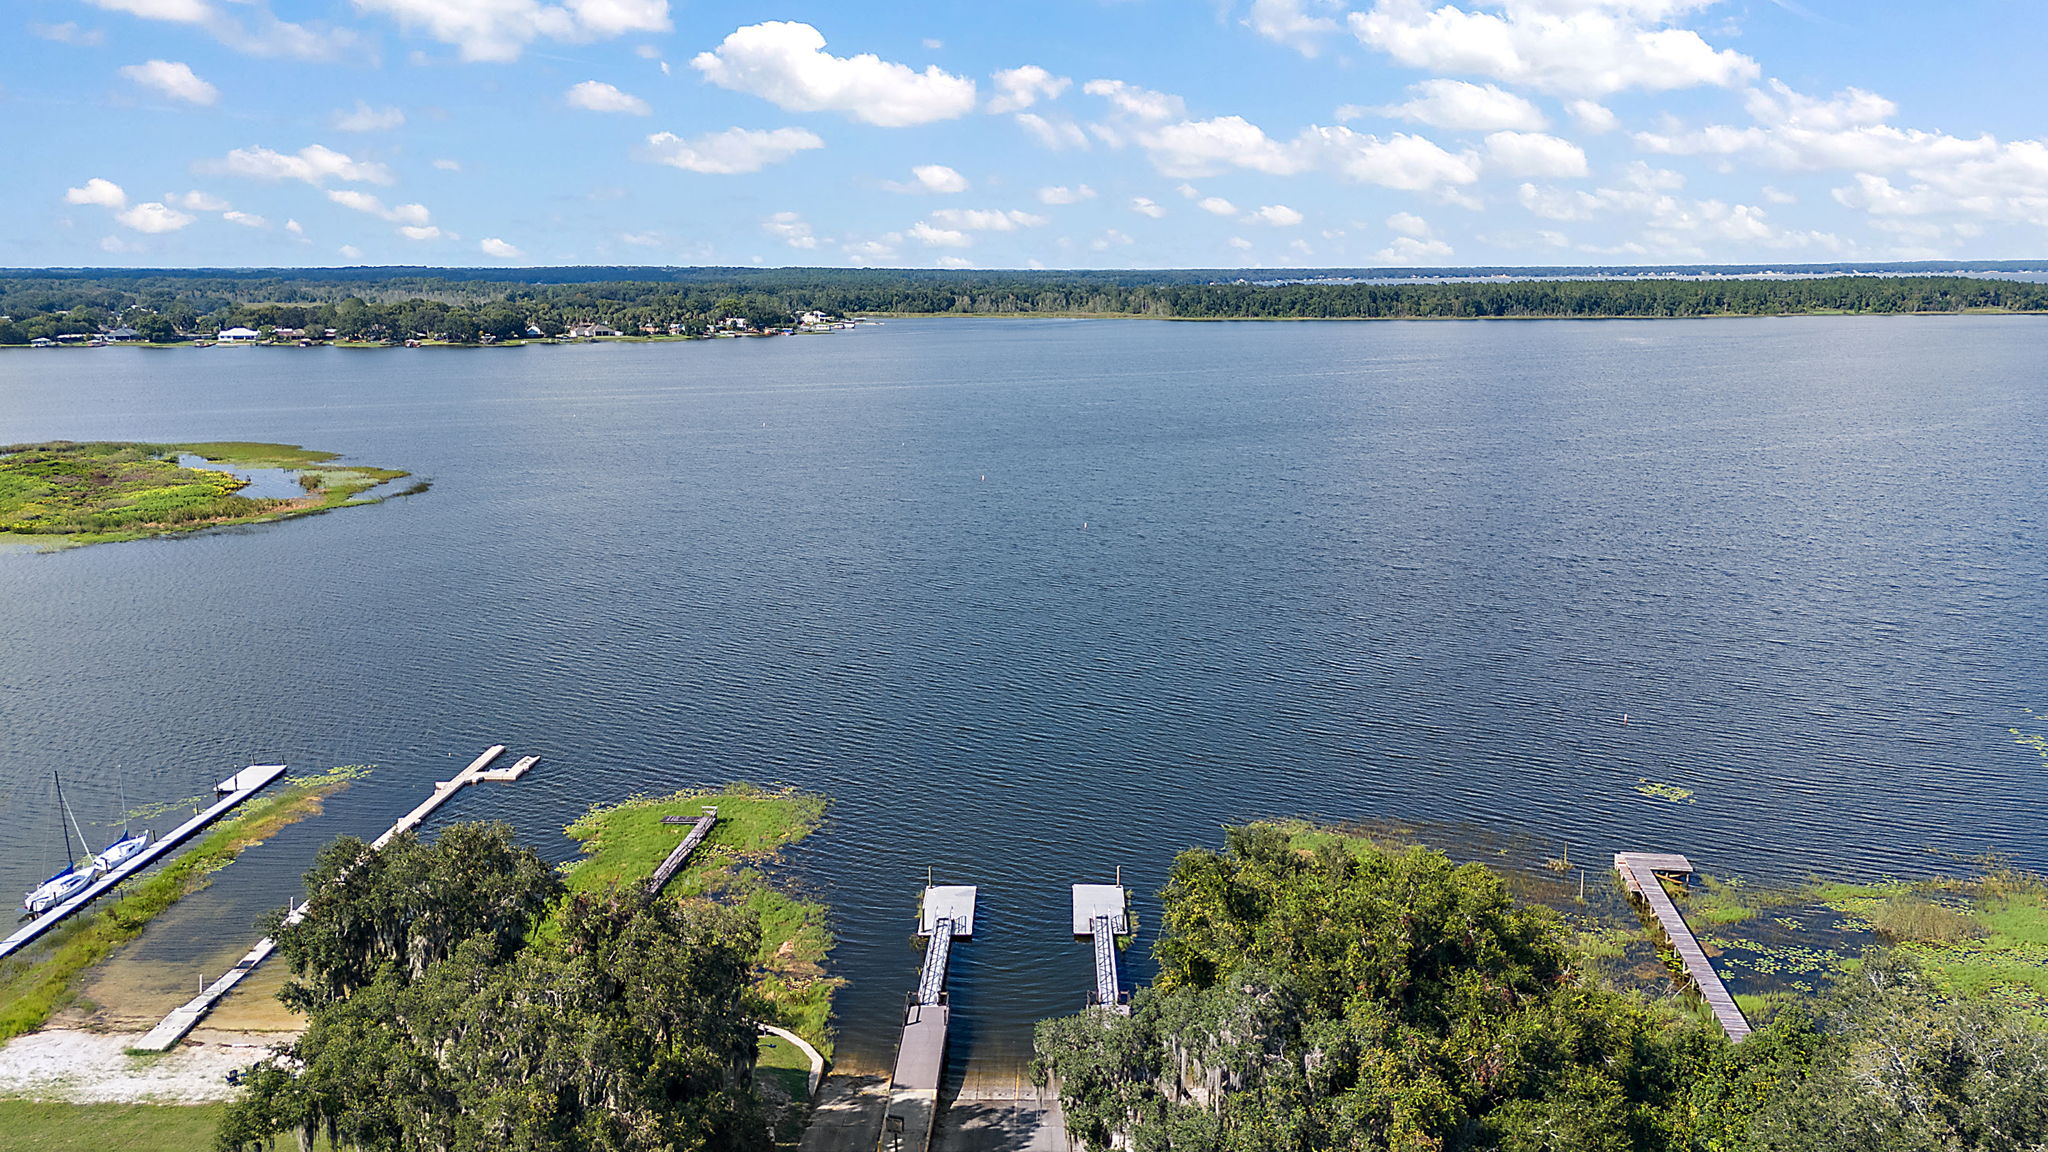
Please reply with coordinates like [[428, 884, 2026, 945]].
[[0, 764, 288, 963], [134, 747, 535, 1052], [883, 885, 976, 1152], [1072, 884, 1131, 1014], [647, 806, 719, 895], [371, 746, 533, 849], [1614, 852, 1751, 1041]]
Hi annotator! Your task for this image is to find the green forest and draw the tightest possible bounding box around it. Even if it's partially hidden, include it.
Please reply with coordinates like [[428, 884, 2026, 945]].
[[2, 268, 2045, 345], [1034, 824, 2048, 1152], [219, 824, 777, 1152]]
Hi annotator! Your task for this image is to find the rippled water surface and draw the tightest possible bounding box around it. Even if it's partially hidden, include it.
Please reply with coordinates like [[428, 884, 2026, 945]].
[[1, 317, 2043, 1068]]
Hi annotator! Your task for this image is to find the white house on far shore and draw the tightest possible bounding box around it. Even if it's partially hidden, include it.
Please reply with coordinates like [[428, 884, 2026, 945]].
[[216, 327, 259, 344]]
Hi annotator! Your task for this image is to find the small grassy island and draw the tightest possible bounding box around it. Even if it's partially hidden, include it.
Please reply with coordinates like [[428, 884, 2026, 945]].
[[0, 441, 414, 548]]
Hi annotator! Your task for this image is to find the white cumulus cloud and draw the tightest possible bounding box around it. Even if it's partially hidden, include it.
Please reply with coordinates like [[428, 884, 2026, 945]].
[[1244, 203, 1305, 227], [891, 164, 969, 194], [763, 211, 817, 248], [327, 189, 433, 227], [480, 237, 524, 259], [85, 0, 210, 23], [167, 190, 230, 211], [353, 0, 670, 63], [1015, 114, 1089, 150], [1308, 127, 1484, 190], [1083, 78, 1186, 123], [65, 178, 129, 209], [1245, 0, 1342, 57], [1130, 197, 1167, 218], [643, 127, 824, 174], [115, 202, 195, 233], [1387, 211, 1433, 237], [120, 59, 218, 105], [1484, 130, 1590, 178], [1198, 196, 1238, 215], [1038, 184, 1096, 205], [692, 22, 976, 127], [1380, 79, 1546, 132], [566, 80, 650, 114], [1349, 0, 1758, 96], [222, 210, 268, 228], [1139, 116, 1307, 177], [909, 221, 972, 247], [1378, 234, 1455, 263], [987, 65, 1069, 114], [333, 100, 405, 131], [929, 208, 1049, 231], [209, 144, 394, 185]]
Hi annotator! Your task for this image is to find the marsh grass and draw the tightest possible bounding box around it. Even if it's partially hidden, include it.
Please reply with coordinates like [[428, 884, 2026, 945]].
[[0, 441, 410, 548], [0, 767, 358, 1044], [562, 784, 837, 1055]]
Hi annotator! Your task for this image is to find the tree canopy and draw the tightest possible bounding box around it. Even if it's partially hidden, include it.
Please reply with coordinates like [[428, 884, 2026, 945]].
[[221, 823, 770, 1152], [1035, 824, 2048, 1152]]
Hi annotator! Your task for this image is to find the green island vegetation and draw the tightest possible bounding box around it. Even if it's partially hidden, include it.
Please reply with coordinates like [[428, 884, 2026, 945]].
[[0, 441, 414, 548], [0, 766, 364, 1045], [1035, 821, 2048, 1152], [2, 266, 2047, 346], [221, 785, 831, 1152], [562, 784, 836, 1051]]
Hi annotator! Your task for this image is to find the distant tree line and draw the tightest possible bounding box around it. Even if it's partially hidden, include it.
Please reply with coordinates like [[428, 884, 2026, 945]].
[[1, 270, 2045, 344]]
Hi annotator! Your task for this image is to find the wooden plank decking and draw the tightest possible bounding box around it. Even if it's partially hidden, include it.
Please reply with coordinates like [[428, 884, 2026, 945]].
[[1614, 852, 1752, 1041], [135, 747, 536, 1051], [646, 808, 718, 895], [0, 765, 289, 963]]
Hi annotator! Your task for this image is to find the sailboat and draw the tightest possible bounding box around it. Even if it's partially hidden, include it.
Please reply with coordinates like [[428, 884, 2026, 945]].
[[22, 774, 96, 916], [91, 767, 150, 875]]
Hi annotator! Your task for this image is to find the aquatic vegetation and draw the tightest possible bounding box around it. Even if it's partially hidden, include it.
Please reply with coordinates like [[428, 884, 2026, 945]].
[[1634, 778, 1695, 803], [0, 441, 412, 548]]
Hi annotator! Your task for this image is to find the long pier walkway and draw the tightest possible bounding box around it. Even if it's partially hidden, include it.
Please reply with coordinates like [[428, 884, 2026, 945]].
[[0, 765, 288, 963], [1614, 852, 1751, 1041], [646, 807, 719, 895], [134, 747, 535, 1052], [1071, 884, 1130, 1014], [883, 885, 976, 1152]]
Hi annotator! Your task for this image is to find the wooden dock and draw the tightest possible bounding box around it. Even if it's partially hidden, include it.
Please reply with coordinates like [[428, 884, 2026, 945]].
[[0, 765, 288, 963], [883, 885, 977, 1152], [370, 746, 533, 849], [1072, 884, 1130, 1014], [1614, 852, 1752, 1041], [133, 748, 536, 1052], [646, 807, 719, 896]]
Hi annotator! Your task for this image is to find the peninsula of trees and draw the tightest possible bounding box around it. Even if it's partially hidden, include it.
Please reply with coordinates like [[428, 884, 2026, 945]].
[[2, 266, 2046, 345]]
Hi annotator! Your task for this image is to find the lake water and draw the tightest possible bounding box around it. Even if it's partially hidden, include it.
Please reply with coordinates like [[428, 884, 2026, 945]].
[[0, 317, 2043, 1070]]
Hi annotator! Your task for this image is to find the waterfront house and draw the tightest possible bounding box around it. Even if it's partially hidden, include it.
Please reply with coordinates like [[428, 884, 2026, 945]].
[[217, 326, 259, 343], [104, 327, 139, 342]]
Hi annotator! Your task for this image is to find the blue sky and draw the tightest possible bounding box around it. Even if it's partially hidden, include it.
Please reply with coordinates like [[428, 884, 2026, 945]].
[[9, 0, 2048, 269]]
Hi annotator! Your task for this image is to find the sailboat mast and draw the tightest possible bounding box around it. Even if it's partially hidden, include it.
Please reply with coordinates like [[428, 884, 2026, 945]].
[[54, 773, 92, 864]]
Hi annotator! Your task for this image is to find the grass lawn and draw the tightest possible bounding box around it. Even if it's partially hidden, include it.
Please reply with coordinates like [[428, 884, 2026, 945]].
[[563, 784, 838, 1055], [0, 441, 412, 548], [0, 1101, 226, 1152]]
